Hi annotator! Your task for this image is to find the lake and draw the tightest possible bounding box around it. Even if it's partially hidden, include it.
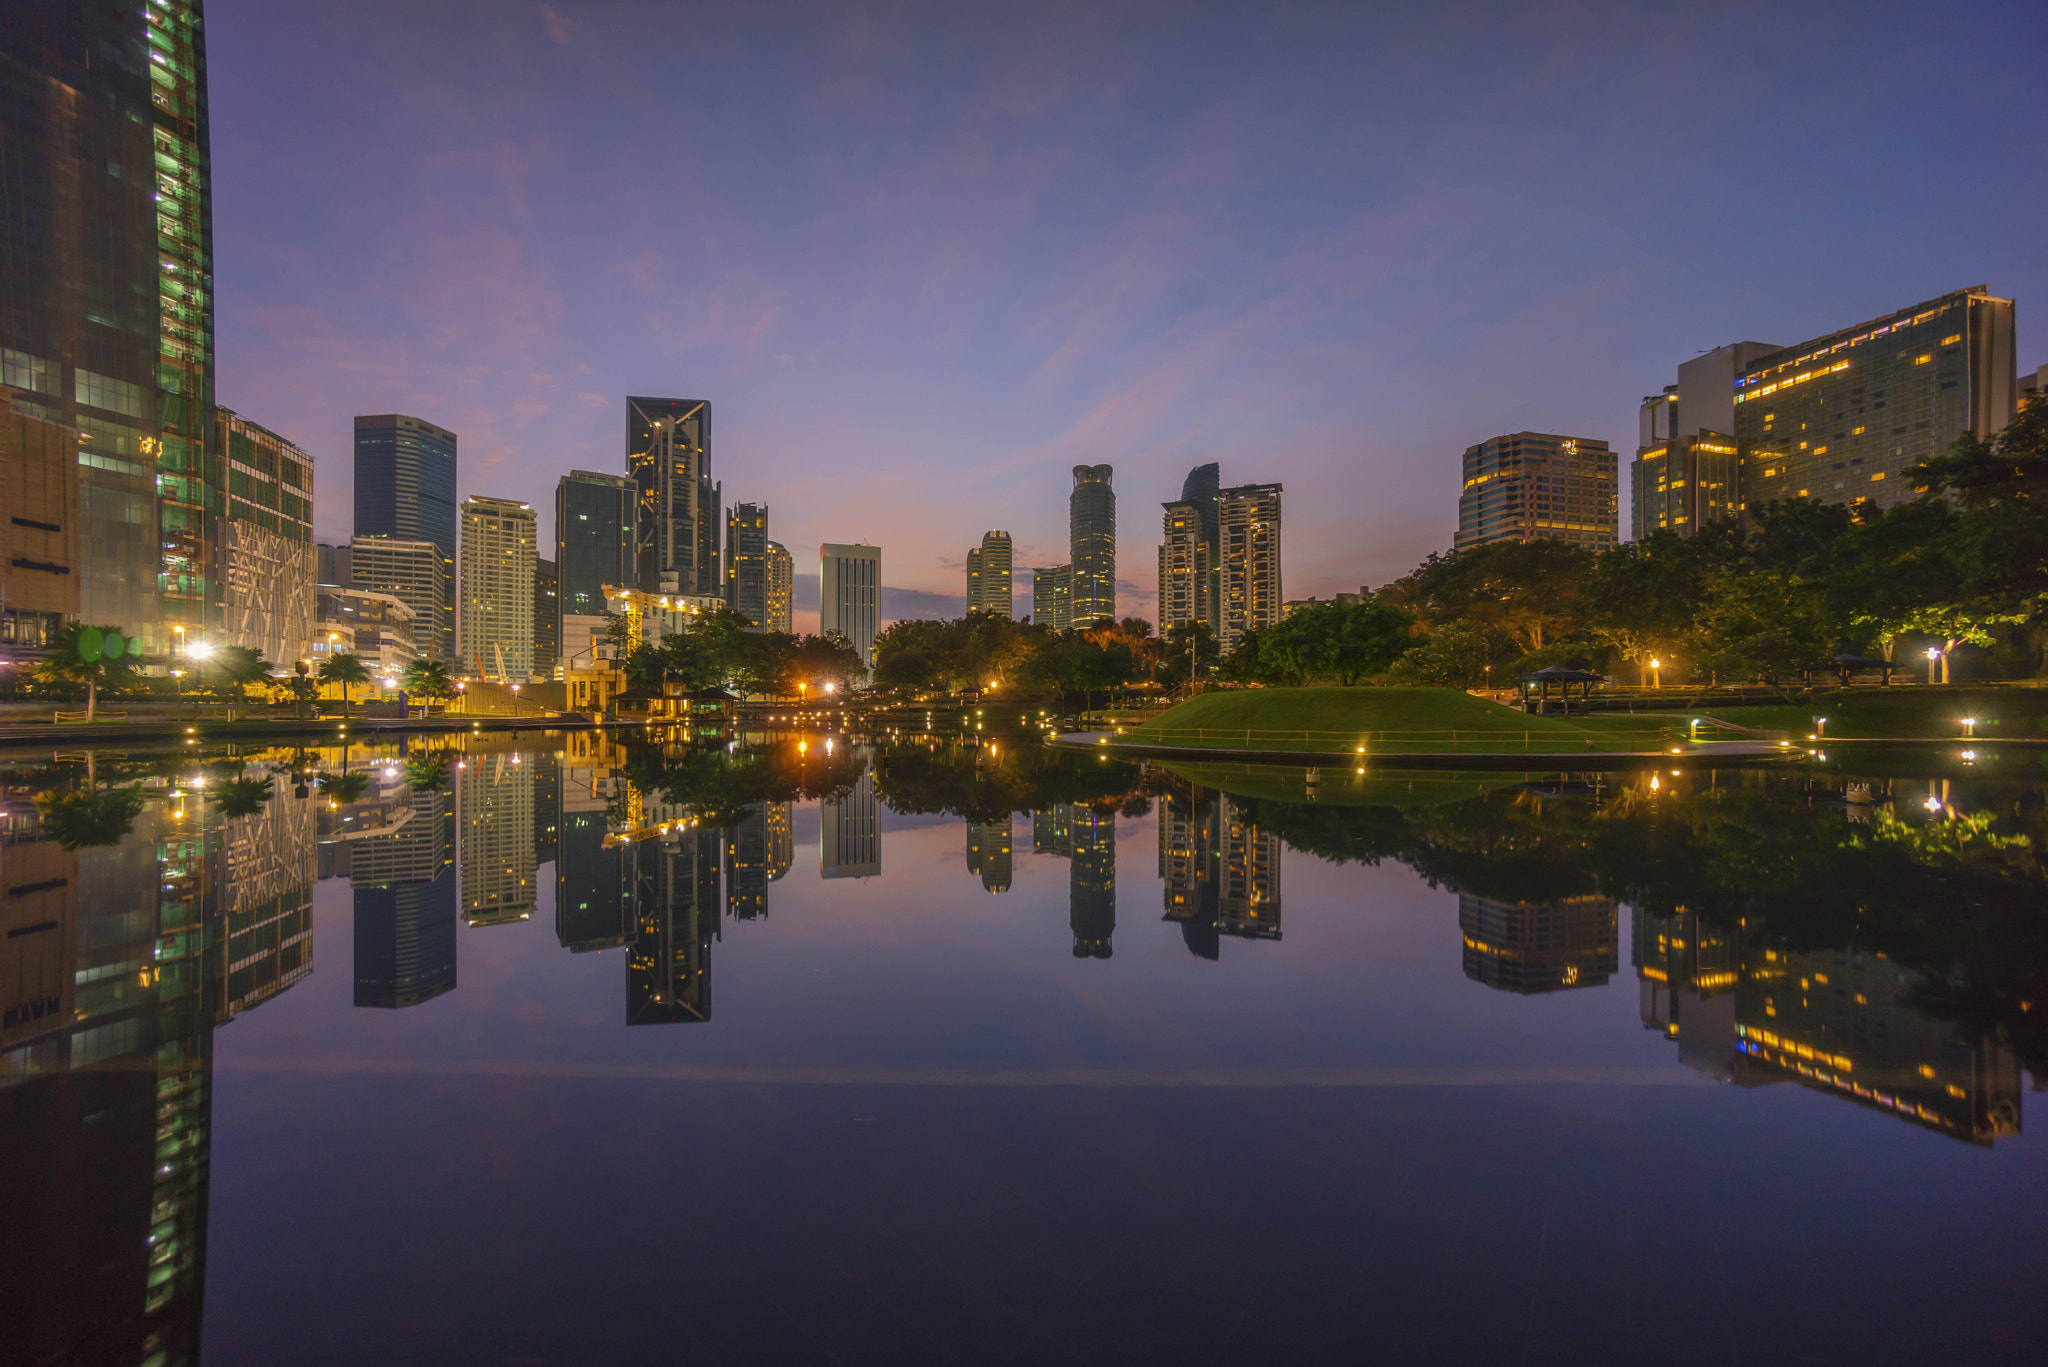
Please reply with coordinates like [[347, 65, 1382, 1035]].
[[2, 726, 2042, 1365]]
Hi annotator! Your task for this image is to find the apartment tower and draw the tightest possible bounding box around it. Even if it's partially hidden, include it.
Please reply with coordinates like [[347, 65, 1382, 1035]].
[[967, 530, 1013, 617], [459, 496, 536, 681], [1216, 483, 1283, 652], [727, 502, 770, 629], [1032, 564, 1072, 631], [765, 542, 794, 633]]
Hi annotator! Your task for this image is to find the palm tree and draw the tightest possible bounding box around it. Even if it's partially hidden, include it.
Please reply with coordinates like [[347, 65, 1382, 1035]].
[[283, 674, 319, 720], [35, 623, 138, 723], [316, 770, 370, 806], [213, 774, 273, 818], [400, 659, 455, 717], [203, 644, 273, 720], [317, 652, 372, 718], [33, 786, 146, 849]]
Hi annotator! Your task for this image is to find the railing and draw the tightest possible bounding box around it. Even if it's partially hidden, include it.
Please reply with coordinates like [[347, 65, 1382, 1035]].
[[1107, 725, 1687, 754], [54, 711, 127, 724]]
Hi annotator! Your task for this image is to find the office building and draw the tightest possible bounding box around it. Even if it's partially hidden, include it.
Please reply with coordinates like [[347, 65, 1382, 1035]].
[[1069, 805, 1116, 959], [966, 819, 1013, 894], [1217, 482, 1283, 652], [1737, 286, 2016, 514], [627, 826, 720, 1026], [727, 502, 770, 629], [1459, 894, 1618, 994], [1455, 433, 1618, 552], [0, 393, 79, 654], [627, 397, 719, 596], [459, 496, 536, 681], [346, 536, 448, 664], [354, 415, 456, 659], [966, 529, 1013, 617], [533, 557, 558, 680], [764, 802, 795, 880], [317, 541, 350, 588], [214, 787, 317, 1024], [1157, 500, 1209, 635], [727, 805, 771, 919], [313, 585, 415, 676], [1069, 464, 1116, 626], [557, 805, 634, 952], [459, 753, 537, 926], [820, 542, 880, 669], [532, 752, 559, 867], [1159, 786, 1221, 960], [765, 541, 794, 633], [1631, 342, 1779, 539], [822, 767, 881, 879], [556, 469, 635, 618], [1, 0, 216, 653], [217, 409, 315, 664], [1032, 564, 1072, 631], [1031, 806, 1073, 857]]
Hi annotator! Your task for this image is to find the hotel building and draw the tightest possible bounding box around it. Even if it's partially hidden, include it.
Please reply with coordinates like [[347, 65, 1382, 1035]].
[[1456, 433, 1619, 552]]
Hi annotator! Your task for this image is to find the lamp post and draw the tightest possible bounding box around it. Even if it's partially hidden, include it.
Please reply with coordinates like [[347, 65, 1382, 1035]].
[[1815, 716, 1828, 739], [187, 639, 212, 719], [1925, 646, 1941, 686], [1649, 657, 1662, 690], [1961, 716, 1977, 738]]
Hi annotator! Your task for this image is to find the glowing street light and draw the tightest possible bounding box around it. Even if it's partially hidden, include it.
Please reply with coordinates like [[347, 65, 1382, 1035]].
[[1960, 716, 1978, 738], [1925, 646, 1942, 685], [1649, 657, 1662, 689]]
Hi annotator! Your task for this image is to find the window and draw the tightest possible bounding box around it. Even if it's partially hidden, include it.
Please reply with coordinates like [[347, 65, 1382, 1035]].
[[75, 369, 146, 418]]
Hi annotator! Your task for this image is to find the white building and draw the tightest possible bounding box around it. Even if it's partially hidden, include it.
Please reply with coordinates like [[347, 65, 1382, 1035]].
[[820, 542, 880, 670], [459, 496, 535, 681]]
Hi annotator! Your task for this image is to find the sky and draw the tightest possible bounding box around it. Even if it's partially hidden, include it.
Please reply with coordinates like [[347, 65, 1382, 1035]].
[[208, 0, 2048, 634]]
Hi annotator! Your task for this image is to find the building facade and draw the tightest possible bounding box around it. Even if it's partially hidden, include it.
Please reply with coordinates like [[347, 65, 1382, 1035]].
[[1157, 500, 1209, 635], [1459, 894, 1618, 994], [0, 394, 80, 654], [533, 557, 558, 680], [313, 586, 415, 677], [555, 469, 635, 622], [627, 397, 719, 596], [1, 0, 217, 652], [726, 502, 770, 629], [353, 414, 456, 660], [1736, 286, 2016, 515], [1031, 564, 1072, 631], [820, 542, 880, 669], [1630, 341, 1779, 539], [459, 496, 536, 681], [966, 530, 1013, 617], [1068, 464, 1116, 626], [459, 753, 536, 927], [1455, 432, 1618, 551], [345, 536, 448, 665], [217, 409, 314, 665], [822, 767, 881, 879], [1216, 483, 1282, 652], [765, 541, 794, 634]]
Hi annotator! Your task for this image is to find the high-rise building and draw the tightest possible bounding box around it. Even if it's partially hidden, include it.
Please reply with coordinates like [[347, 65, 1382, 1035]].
[[2, 0, 217, 653], [1157, 500, 1209, 635], [1068, 464, 1116, 626], [1459, 894, 1618, 994], [1217, 794, 1281, 941], [727, 804, 771, 919], [459, 496, 536, 681], [214, 786, 317, 1023], [459, 752, 537, 926], [1159, 785, 1221, 960], [966, 819, 1013, 894], [556, 805, 633, 953], [822, 767, 881, 879], [1736, 286, 2016, 514], [346, 536, 448, 664], [726, 502, 770, 629], [1455, 433, 1618, 552], [966, 530, 1013, 617], [1069, 804, 1116, 959], [1031, 564, 1072, 631], [217, 409, 315, 665], [765, 541, 794, 634], [1631, 342, 1779, 539], [354, 415, 456, 660], [1216, 483, 1283, 653], [820, 542, 880, 669], [533, 557, 558, 680], [627, 397, 719, 596], [627, 826, 720, 1026], [1031, 805, 1072, 856], [0, 394, 80, 655], [556, 469, 635, 618]]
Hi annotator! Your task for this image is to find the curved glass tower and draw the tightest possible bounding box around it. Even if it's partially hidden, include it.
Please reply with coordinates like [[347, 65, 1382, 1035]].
[[1068, 464, 1115, 627]]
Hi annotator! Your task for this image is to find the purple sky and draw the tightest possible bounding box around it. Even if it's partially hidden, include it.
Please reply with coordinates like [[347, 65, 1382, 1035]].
[[210, 0, 2047, 633]]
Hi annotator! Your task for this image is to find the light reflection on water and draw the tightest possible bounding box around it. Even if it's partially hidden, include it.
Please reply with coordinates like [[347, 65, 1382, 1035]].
[[2, 729, 2044, 1365]]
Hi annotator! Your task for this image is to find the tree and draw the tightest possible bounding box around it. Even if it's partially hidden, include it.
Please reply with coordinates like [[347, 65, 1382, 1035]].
[[33, 786, 146, 848], [1694, 569, 1832, 688], [1161, 620, 1221, 685], [1389, 619, 1520, 689], [400, 659, 457, 716], [317, 652, 372, 717], [202, 644, 272, 720], [283, 674, 319, 720], [1382, 540, 1593, 653], [35, 623, 139, 722]]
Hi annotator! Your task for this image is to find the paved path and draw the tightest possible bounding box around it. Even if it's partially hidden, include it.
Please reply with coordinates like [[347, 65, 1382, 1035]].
[[1046, 732, 1803, 770]]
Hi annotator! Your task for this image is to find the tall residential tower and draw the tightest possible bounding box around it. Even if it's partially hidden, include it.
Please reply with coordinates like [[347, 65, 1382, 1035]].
[[1216, 483, 1283, 652], [727, 502, 770, 629], [459, 496, 536, 681], [966, 530, 1013, 617]]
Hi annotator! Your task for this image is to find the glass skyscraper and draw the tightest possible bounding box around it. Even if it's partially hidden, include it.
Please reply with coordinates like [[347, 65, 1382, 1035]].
[[726, 502, 770, 629], [1068, 464, 1116, 626], [556, 470, 636, 619], [353, 414, 457, 660], [627, 397, 720, 596], [1, 0, 218, 651]]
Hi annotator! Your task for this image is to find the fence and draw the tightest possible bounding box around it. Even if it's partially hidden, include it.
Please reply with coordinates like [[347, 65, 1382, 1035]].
[[54, 711, 127, 725]]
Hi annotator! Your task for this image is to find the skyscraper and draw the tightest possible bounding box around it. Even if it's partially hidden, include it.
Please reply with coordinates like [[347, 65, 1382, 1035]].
[[1455, 433, 1618, 551], [556, 470, 636, 617], [1031, 564, 1072, 631], [822, 767, 881, 879], [1736, 285, 2016, 514], [459, 752, 537, 926], [1068, 465, 1116, 626], [533, 557, 558, 680], [726, 502, 770, 629], [628, 826, 720, 1026], [1216, 483, 1283, 652], [1157, 500, 1209, 635], [354, 415, 457, 660], [1631, 343, 1779, 539], [966, 530, 1013, 617], [1069, 804, 1116, 959], [347, 536, 449, 664], [765, 542, 794, 633], [217, 410, 315, 666], [1, 0, 216, 651], [821, 542, 880, 669], [459, 496, 536, 681], [0, 394, 81, 655], [627, 397, 719, 596], [966, 818, 1013, 894]]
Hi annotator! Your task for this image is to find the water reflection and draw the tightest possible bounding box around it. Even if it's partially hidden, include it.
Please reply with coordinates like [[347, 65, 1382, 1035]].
[[1, 730, 2044, 1362]]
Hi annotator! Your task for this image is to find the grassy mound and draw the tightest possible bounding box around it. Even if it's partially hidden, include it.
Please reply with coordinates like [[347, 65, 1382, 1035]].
[[1122, 687, 1675, 754]]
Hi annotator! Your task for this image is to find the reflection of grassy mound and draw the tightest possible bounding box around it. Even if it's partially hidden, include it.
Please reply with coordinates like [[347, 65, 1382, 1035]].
[[1125, 687, 1670, 754], [1158, 759, 1525, 808]]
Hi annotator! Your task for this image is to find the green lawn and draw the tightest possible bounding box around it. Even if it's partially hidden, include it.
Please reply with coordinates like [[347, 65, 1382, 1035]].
[[1693, 687, 2048, 741], [1120, 687, 1685, 754]]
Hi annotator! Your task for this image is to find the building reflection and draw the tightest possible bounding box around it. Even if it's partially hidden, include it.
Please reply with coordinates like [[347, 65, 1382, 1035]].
[[216, 781, 317, 1022], [1634, 908, 2023, 1145], [727, 803, 771, 920], [821, 764, 880, 879], [460, 753, 537, 926], [628, 820, 722, 1025], [1031, 805, 1071, 857], [1459, 894, 1617, 994], [336, 771, 458, 1009], [966, 817, 1012, 894], [764, 801, 794, 882], [1158, 786, 1280, 959], [1069, 805, 1115, 959]]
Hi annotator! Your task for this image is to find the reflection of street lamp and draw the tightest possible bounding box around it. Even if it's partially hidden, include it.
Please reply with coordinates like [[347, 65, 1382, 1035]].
[[1960, 716, 1977, 738], [824, 681, 836, 694], [1815, 716, 1828, 738]]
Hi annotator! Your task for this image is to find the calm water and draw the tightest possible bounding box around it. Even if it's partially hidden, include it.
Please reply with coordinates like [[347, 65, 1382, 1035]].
[[3, 727, 2044, 1365]]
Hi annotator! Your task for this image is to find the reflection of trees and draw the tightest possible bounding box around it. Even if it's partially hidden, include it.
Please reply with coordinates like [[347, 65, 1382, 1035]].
[[31, 786, 146, 849], [612, 736, 868, 827], [873, 740, 1144, 820]]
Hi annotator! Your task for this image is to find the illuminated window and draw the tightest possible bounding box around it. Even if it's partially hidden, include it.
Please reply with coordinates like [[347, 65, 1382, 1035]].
[[1914, 354, 1932, 365], [1871, 472, 1885, 481], [1941, 334, 1961, 345]]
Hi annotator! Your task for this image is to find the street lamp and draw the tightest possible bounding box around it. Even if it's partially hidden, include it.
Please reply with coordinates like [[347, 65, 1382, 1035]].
[[1925, 646, 1941, 685], [1649, 657, 1662, 690], [1815, 716, 1828, 739]]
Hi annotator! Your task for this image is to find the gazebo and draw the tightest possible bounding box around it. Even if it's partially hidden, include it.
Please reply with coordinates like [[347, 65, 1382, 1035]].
[[1518, 666, 1606, 714]]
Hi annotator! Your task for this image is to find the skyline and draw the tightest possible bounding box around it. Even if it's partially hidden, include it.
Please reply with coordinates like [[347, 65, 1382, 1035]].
[[208, 1, 2047, 632]]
